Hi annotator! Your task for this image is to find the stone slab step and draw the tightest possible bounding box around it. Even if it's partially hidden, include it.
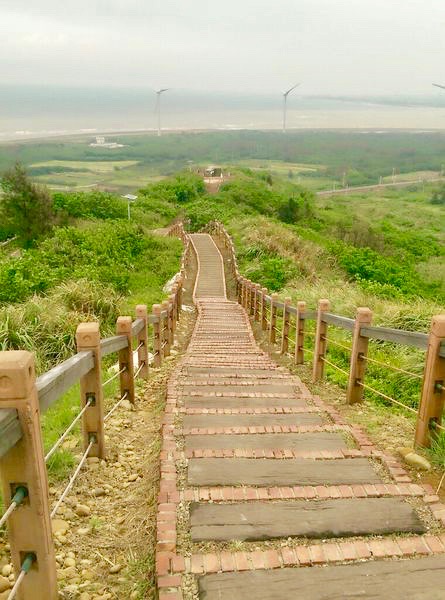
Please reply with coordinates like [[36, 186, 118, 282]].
[[187, 458, 381, 487], [184, 397, 309, 409], [198, 556, 445, 600], [183, 413, 323, 429], [185, 433, 347, 451], [190, 497, 425, 541]]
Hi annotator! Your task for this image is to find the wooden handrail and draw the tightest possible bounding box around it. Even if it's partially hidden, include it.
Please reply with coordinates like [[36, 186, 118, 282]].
[[37, 351, 95, 413], [0, 408, 22, 459], [100, 334, 128, 356]]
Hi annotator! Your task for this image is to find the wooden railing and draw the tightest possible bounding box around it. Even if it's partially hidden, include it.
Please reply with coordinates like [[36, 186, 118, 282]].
[[205, 220, 445, 450], [0, 223, 190, 600]]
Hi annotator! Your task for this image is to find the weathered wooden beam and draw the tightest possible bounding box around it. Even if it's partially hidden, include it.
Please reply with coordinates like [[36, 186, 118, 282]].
[[360, 325, 428, 350], [36, 350, 94, 413], [322, 312, 355, 331], [131, 317, 145, 337], [0, 408, 22, 459], [100, 335, 128, 356]]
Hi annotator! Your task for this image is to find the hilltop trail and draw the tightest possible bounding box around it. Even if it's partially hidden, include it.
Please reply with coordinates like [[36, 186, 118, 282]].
[[156, 233, 445, 600]]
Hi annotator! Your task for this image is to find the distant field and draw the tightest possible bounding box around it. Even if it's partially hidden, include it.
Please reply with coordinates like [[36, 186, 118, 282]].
[[236, 159, 322, 173], [30, 159, 140, 172], [382, 170, 441, 182], [2, 129, 445, 192]]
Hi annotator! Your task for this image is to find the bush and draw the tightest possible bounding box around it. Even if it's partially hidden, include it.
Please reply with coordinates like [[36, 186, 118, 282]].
[[53, 191, 127, 220], [431, 185, 445, 205], [0, 163, 56, 246], [0, 221, 150, 303], [278, 190, 314, 224], [245, 256, 298, 291]]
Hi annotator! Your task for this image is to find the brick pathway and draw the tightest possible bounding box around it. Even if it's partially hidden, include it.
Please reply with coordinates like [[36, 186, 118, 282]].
[[156, 234, 445, 599]]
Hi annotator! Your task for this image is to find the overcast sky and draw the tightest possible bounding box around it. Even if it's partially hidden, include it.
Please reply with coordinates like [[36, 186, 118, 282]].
[[1, 0, 445, 96]]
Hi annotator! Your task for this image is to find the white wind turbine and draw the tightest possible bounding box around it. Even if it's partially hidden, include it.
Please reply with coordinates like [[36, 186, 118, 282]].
[[282, 83, 300, 133], [155, 88, 169, 136]]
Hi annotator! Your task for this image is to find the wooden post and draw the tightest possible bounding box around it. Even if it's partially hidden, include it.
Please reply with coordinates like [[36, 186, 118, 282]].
[[135, 305, 149, 379], [415, 315, 445, 448], [152, 304, 162, 367], [295, 301, 306, 364], [346, 307, 372, 404], [176, 278, 182, 320], [168, 295, 175, 344], [269, 293, 279, 344], [76, 322, 105, 457], [254, 284, 261, 322], [161, 300, 171, 357], [237, 277, 243, 305], [116, 316, 135, 404], [312, 299, 330, 382], [250, 281, 256, 316], [261, 288, 268, 331], [281, 297, 291, 354], [0, 351, 58, 600], [242, 279, 248, 310]]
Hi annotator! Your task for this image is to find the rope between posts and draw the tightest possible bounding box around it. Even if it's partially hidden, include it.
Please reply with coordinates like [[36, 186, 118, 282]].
[[135, 341, 144, 352], [45, 398, 93, 462], [357, 381, 418, 414], [359, 354, 423, 379], [322, 337, 352, 353], [6, 554, 35, 600], [102, 366, 126, 387], [320, 356, 350, 377], [0, 487, 28, 529], [104, 391, 129, 422], [50, 439, 95, 518], [133, 362, 145, 379]]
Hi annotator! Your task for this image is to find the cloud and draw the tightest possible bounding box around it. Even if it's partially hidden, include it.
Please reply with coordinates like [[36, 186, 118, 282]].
[[1, 0, 445, 93]]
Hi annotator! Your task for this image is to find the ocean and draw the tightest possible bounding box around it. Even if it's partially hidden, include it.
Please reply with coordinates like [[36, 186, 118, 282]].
[[2, 85, 445, 141]]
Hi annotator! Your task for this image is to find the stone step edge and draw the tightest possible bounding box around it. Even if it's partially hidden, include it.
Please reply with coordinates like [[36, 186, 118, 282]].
[[156, 534, 445, 595], [183, 448, 371, 460], [178, 482, 430, 502], [179, 424, 347, 435], [178, 406, 322, 414]]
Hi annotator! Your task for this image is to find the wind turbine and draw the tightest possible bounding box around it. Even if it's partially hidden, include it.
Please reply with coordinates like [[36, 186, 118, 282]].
[[155, 88, 169, 136], [433, 83, 445, 91], [282, 83, 300, 133]]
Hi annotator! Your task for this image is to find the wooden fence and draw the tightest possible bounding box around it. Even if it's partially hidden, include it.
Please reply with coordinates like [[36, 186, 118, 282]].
[[0, 223, 189, 600], [206, 220, 445, 450]]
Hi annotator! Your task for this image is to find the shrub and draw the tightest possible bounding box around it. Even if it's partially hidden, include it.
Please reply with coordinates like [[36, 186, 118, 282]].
[[0, 163, 56, 246], [53, 191, 127, 220]]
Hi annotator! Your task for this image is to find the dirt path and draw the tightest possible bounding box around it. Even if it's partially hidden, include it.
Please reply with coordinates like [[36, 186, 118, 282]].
[[156, 234, 445, 600]]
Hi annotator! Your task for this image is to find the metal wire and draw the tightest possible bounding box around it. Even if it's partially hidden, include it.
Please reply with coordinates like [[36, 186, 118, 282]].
[[357, 381, 417, 414], [133, 362, 145, 379], [6, 554, 35, 600], [102, 366, 126, 387], [322, 337, 352, 352], [104, 391, 129, 422], [50, 439, 95, 518], [359, 354, 423, 379], [45, 399, 93, 462], [320, 356, 350, 377]]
